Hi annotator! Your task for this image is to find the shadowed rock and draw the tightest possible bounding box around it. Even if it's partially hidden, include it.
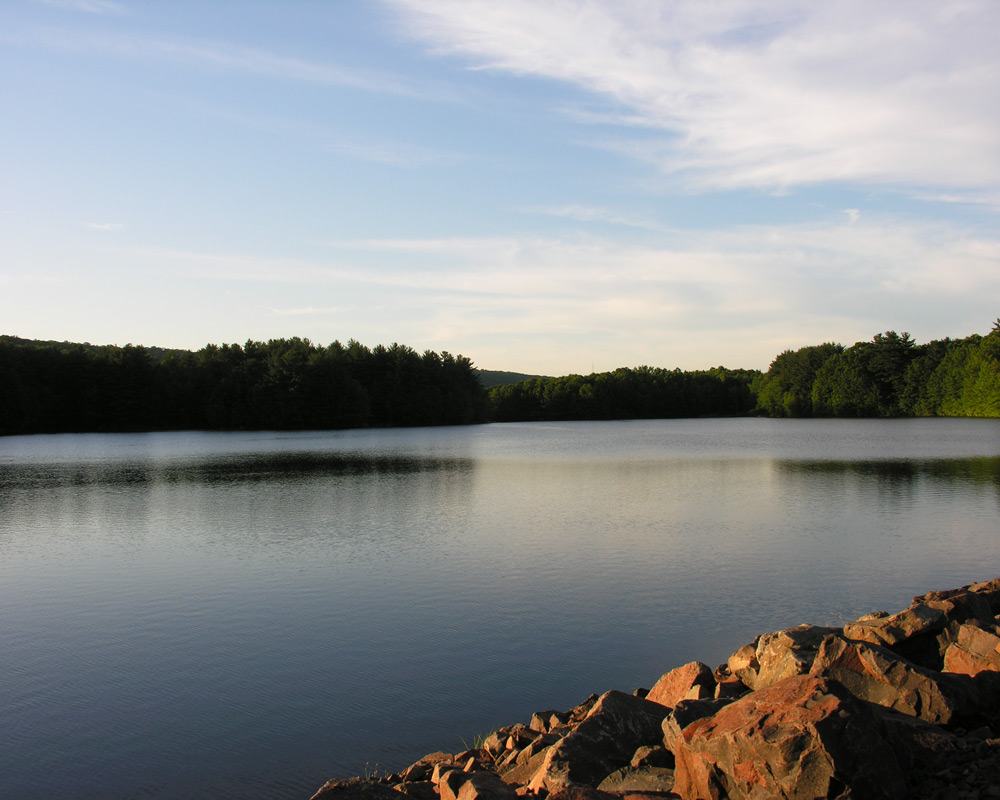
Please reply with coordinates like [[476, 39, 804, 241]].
[[439, 770, 518, 800], [311, 778, 405, 800], [846, 589, 995, 668], [528, 691, 669, 793], [808, 633, 978, 724], [630, 745, 673, 769], [597, 766, 675, 794]]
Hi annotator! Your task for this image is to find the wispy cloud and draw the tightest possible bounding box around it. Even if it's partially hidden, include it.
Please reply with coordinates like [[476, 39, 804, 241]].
[[22, 28, 437, 100], [268, 306, 345, 316], [522, 205, 670, 231], [205, 108, 461, 166], [32, 0, 124, 14], [45, 217, 1000, 372], [322, 216, 999, 365], [386, 0, 1000, 196], [85, 221, 124, 231]]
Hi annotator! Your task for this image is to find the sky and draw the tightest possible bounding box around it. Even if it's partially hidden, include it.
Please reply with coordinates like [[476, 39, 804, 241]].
[[2, 0, 998, 375]]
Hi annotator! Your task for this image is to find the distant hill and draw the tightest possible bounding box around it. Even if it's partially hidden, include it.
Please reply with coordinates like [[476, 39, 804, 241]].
[[0, 335, 187, 364], [475, 369, 550, 388]]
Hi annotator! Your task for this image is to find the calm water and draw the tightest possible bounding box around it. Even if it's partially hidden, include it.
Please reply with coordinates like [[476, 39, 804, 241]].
[[2, 418, 999, 799]]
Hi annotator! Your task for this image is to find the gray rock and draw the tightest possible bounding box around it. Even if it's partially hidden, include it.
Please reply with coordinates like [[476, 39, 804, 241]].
[[596, 765, 675, 794]]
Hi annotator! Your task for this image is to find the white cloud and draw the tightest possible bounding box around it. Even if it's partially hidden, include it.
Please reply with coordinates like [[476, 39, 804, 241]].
[[385, 0, 1000, 196], [85, 221, 123, 230], [26, 216, 999, 373]]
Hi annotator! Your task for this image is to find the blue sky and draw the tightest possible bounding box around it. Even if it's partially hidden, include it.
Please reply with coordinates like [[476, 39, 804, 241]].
[[2, 0, 998, 374]]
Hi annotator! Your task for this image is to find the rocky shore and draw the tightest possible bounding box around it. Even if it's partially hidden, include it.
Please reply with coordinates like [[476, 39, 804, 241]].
[[311, 579, 1000, 800]]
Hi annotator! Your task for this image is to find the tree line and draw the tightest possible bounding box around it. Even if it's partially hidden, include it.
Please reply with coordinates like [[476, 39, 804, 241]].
[[752, 321, 1000, 418], [488, 366, 759, 421], [486, 321, 999, 422], [0, 337, 487, 435], [2, 321, 997, 435]]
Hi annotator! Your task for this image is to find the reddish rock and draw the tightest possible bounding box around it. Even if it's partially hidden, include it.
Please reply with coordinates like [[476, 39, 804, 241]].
[[528, 691, 669, 793], [440, 770, 519, 800], [531, 710, 560, 733], [646, 662, 716, 707], [808, 634, 978, 724], [399, 752, 454, 783], [942, 621, 1000, 675], [311, 778, 404, 800], [671, 675, 905, 800], [499, 746, 552, 786], [661, 699, 733, 753]]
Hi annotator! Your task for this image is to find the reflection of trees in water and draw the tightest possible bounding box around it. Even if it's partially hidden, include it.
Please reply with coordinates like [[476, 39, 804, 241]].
[[0, 453, 477, 490], [777, 457, 1000, 498]]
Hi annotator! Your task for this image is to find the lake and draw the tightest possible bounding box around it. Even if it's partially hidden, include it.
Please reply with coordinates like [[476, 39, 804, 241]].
[[2, 418, 999, 799]]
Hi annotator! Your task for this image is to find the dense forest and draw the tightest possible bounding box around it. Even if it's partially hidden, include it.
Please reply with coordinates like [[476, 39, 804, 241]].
[[0, 337, 487, 435], [752, 321, 1000, 418], [1, 321, 997, 435], [488, 366, 759, 421], [486, 322, 999, 422]]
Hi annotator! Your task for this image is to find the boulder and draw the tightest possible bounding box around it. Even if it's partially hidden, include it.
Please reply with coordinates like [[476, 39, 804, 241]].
[[726, 641, 759, 688], [808, 633, 978, 725], [503, 724, 537, 752], [527, 690, 669, 793], [497, 732, 562, 783], [596, 766, 675, 794], [728, 625, 840, 691], [545, 788, 618, 800], [498, 746, 553, 786], [399, 752, 454, 783], [440, 770, 519, 800], [646, 661, 716, 707], [968, 577, 1000, 614], [661, 698, 734, 753], [311, 778, 404, 800], [844, 602, 946, 649], [671, 675, 906, 800], [530, 710, 568, 733], [846, 589, 997, 668], [629, 745, 673, 769], [942, 620, 1000, 675], [396, 782, 437, 800]]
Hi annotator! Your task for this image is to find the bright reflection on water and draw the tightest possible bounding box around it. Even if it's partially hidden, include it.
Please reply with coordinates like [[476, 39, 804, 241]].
[[1, 419, 999, 799]]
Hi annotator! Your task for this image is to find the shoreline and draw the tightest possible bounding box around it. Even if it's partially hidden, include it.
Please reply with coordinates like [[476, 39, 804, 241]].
[[311, 578, 1000, 800]]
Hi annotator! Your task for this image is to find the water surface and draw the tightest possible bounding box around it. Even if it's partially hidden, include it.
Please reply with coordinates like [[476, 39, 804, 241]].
[[1, 418, 999, 799]]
